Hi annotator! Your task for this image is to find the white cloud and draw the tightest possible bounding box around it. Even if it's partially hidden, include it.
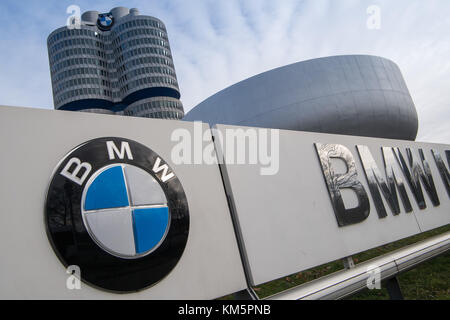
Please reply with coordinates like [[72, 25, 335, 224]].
[[164, 0, 450, 143], [0, 0, 448, 143]]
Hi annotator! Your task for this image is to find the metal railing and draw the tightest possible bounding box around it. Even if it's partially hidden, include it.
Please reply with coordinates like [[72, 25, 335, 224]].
[[265, 231, 450, 300]]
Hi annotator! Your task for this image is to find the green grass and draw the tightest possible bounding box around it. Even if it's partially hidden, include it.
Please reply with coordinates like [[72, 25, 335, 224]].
[[220, 224, 450, 300]]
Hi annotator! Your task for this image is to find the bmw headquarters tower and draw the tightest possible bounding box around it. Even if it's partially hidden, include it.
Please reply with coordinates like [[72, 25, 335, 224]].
[[47, 7, 184, 119]]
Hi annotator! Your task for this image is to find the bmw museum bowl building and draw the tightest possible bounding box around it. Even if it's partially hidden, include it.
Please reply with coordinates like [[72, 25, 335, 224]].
[[184, 55, 418, 141], [0, 8, 449, 301]]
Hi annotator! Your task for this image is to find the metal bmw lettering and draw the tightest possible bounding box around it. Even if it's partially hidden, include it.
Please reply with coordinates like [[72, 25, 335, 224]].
[[45, 137, 189, 292]]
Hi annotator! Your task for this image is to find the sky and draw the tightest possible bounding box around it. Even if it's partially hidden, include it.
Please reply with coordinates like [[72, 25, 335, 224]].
[[0, 0, 448, 143]]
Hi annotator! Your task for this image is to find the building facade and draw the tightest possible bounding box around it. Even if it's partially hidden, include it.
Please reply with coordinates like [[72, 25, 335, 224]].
[[47, 7, 184, 119], [184, 55, 419, 141]]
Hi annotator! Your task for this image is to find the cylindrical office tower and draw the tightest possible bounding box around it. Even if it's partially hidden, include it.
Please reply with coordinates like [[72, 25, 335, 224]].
[[47, 7, 184, 119]]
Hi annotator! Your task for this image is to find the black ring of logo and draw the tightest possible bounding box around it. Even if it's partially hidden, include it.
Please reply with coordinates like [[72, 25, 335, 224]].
[[45, 137, 189, 293]]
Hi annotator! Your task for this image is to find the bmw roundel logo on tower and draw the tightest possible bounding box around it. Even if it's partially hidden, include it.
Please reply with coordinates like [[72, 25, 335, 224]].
[[45, 137, 189, 292], [97, 13, 114, 31]]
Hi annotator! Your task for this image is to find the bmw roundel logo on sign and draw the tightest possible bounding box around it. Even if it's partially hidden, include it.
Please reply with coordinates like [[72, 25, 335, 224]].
[[45, 137, 189, 292]]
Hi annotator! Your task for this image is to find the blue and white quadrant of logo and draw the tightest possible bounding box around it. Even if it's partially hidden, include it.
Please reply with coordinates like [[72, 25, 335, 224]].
[[82, 164, 170, 259]]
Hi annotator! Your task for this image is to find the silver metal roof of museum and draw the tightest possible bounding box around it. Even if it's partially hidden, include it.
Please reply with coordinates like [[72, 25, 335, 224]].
[[184, 55, 418, 141]]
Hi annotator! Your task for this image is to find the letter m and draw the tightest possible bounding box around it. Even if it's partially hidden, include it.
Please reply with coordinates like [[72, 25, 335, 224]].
[[106, 141, 133, 160]]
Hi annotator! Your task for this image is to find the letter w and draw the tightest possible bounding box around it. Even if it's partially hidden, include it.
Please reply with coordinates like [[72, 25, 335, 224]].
[[153, 157, 175, 182]]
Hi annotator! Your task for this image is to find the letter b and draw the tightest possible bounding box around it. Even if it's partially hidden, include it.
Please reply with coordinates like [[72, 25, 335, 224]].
[[315, 144, 370, 227], [60, 157, 92, 185]]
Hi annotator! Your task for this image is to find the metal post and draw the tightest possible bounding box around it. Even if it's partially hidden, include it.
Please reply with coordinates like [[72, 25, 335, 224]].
[[342, 256, 355, 269], [233, 288, 259, 300], [385, 277, 404, 300]]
